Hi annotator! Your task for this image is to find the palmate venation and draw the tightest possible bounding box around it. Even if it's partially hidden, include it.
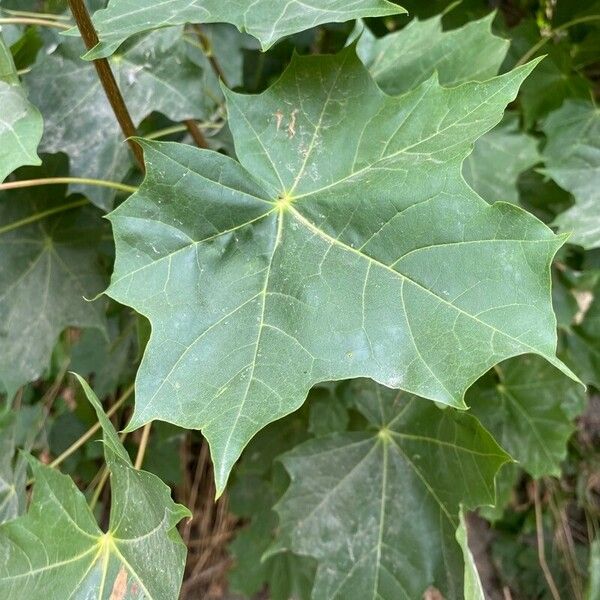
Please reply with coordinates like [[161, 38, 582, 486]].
[[107, 47, 576, 491]]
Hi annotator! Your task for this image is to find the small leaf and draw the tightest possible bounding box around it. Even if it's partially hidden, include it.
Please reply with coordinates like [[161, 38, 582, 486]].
[[0, 157, 107, 398], [542, 100, 600, 249], [107, 48, 574, 493], [0, 374, 190, 600], [357, 12, 509, 95], [275, 380, 509, 599], [468, 355, 586, 478], [85, 0, 406, 58], [0, 34, 42, 181]]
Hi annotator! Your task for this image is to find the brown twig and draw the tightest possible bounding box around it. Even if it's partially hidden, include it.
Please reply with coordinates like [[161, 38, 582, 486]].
[[532, 481, 562, 600], [183, 440, 210, 544], [185, 119, 209, 149], [67, 0, 144, 171], [191, 24, 228, 86]]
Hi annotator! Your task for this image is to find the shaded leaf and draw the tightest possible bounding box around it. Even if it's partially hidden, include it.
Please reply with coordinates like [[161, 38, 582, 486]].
[[0, 33, 42, 181], [275, 380, 509, 599], [25, 29, 215, 210], [86, 0, 405, 57], [228, 403, 316, 599], [542, 100, 600, 249], [107, 48, 573, 493], [504, 20, 592, 128], [70, 312, 138, 399], [562, 279, 600, 389], [0, 157, 107, 398], [357, 12, 509, 95], [0, 375, 190, 599], [463, 113, 540, 205], [468, 355, 586, 478]]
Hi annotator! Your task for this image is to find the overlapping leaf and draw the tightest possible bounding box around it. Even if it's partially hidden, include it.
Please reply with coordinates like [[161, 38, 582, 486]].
[[357, 15, 540, 208], [228, 397, 319, 599], [504, 20, 592, 128], [468, 355, 585, 478], [0, 157, 107, 398], [463, 113, 540, 205], [25, 29, 216, 210], [357, 12, 509, 95], [107, 48, 574, 492], [0, 34, 42, 181], [542, 100, 600, 249], [86, 0, 405, 58], [0, 375, 190, 600], [275, 380, 509, 599]]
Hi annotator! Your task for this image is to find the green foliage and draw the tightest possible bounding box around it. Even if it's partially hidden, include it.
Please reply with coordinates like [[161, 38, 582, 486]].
[[276, 380, 508, 599], [0, 157, 107, 398], [468, 355, 586, 478], [86, 0, 405, 57], [0, 34, 42, 181], [0, 1, 599, 598], [542, 100, 600, 249], [0, 376, 190, 599], [356, 12, 509, 94], [107, 49, 574, 493]]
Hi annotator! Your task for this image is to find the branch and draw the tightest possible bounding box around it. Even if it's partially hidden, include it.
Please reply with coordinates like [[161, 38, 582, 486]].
[[532, 480, 561, 600], [185, 119, 209, 148], [67, 0, 145, 171]]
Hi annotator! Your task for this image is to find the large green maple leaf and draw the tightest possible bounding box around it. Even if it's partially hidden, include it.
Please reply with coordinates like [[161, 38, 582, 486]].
[[0, 375, 190, 600], [0, 34, 42, 181], [275, 380, 509, 599], [542, 100, 600, 249], [107, 48, 574, 492], [85, 0, 405, 58]]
